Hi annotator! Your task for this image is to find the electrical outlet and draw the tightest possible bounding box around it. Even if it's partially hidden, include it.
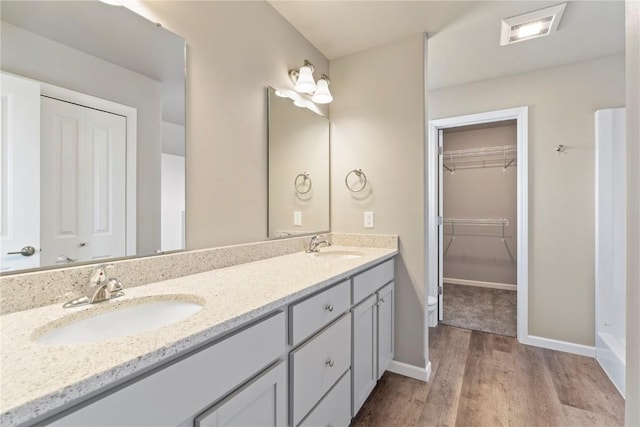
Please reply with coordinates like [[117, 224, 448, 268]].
[[293, 211, 302, 226], [364, 211, 374, 228]]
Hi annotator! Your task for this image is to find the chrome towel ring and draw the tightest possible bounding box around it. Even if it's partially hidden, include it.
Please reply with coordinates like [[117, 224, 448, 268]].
[[294, 172, 312, 194], [345, 168, 367, 192]]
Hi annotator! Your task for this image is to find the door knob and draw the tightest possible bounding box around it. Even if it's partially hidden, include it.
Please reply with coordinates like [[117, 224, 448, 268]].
[[7, 246, 36, 257]]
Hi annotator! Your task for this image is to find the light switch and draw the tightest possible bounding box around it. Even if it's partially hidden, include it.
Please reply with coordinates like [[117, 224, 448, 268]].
[[294, 211, 302, 226], [364, 211, 374, 228]]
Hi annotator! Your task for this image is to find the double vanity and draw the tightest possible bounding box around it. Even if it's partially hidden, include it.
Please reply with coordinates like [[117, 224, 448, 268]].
[[0, 235, 398, 427]]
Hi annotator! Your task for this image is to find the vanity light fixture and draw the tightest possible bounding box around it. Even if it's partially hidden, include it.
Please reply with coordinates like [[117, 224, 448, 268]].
[[312, 75, 333, 104], [289, 60, 333, 104], [290, 60, 317, 94], [500, 3, 567, 46]]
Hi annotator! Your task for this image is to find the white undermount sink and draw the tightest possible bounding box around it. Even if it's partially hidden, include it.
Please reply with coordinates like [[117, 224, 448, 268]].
[[312, 249, 364, 260], [34, 299, 204, 345]]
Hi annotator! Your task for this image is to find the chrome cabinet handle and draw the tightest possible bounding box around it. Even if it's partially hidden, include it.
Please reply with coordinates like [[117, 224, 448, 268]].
[[324, 303, 334, 312], [7, 246, 36, 257], [380, 297, 385, 304], [325, 358, 334, 367]]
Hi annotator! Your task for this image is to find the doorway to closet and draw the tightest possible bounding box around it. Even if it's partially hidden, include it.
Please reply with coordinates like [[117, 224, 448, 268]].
[[440, 121, 517, 336], [427, 107, 529, 342]]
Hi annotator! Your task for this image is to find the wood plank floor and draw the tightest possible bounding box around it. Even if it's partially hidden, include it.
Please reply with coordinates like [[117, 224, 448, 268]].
[[352, 325, 625, 427]]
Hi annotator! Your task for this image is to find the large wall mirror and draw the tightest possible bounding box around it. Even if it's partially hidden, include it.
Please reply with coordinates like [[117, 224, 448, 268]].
[[0, 0, 186, 273], [267, 87, 330, 238]]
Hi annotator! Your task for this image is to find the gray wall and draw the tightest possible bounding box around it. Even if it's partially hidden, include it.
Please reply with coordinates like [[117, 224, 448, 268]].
[[0, 21, 162, 255], [625, 0, 640, 423], [430, 54, 625, 346], [330, 34, 427, 368], [140, 1, 329, 248], [443, 124, 517, 285]]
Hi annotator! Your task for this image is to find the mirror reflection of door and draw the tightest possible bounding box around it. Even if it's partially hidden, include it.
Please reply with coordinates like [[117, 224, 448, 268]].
[[40, 96, 126, 266], [0, 73, 41, 271]]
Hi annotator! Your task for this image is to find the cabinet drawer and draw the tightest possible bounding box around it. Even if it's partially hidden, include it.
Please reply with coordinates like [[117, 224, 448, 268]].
[[299, 369, 351, 427], [289, 279, 350, 346], [291, 313, 351, 426], [48, 312, 286, 427], [352, 259, 394, 304], [195, 361, 287, 427]]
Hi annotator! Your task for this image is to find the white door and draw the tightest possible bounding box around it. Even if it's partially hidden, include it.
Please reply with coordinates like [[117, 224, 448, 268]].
[[40, 96, 126, 265], [438, 129, 444, 320], [0, 73, 41, 271]]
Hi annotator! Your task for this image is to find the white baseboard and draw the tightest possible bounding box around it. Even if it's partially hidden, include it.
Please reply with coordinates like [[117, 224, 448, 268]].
[[444, 277, 517, 291], [387, 360, 431, 382], [521, 334, 596, 357]]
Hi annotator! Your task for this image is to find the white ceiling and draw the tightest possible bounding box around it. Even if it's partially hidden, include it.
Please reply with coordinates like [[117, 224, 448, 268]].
[[268, 0, 625, 88]]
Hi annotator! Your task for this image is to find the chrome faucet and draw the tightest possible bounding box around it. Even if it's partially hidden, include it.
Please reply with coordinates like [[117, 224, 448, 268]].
[[306, 235, 332, 253], [63, 264, 125, 308]]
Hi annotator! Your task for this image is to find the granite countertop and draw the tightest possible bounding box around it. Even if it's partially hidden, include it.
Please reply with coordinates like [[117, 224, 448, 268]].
[[0, 245, 397, 426]]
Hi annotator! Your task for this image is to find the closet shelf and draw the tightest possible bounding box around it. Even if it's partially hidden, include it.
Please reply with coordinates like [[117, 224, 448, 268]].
[[443, 218, 514, 263], [443, 218, 509, 227], [443, 145, 516, 172]]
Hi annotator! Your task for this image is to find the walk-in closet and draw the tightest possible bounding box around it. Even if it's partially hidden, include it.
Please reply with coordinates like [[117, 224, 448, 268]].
[[441, 120, 517, 337]]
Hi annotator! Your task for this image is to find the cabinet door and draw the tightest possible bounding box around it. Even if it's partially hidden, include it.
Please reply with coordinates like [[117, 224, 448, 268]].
[[377, 282, 394, 379], [195, 361, 287, 427], [351, 294, 377, 417]]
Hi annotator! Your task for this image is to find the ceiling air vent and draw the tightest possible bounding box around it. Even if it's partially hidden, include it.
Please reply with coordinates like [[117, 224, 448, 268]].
[[500, 3, 567, 46]]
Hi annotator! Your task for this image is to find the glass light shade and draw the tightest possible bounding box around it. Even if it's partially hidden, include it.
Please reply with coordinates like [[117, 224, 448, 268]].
[[312, 78, 333, 104], [294, 65, 316, 94]]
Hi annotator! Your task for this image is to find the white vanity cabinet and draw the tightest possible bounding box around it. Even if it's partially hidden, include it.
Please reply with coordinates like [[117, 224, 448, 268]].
[[351, 259, 395, 416], [46, 312, 286, 427], [35, 256, 396, 427]]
